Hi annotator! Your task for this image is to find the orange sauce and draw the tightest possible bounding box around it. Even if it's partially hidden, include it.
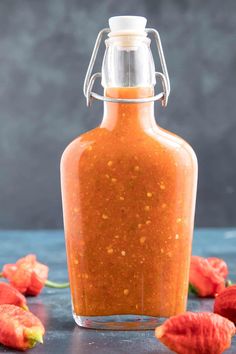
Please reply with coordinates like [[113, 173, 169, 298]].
[[61, 87, 197, 317]]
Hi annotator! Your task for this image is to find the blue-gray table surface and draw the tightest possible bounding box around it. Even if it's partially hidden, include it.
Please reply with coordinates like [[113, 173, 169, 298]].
[[0, 229, 235, 354]]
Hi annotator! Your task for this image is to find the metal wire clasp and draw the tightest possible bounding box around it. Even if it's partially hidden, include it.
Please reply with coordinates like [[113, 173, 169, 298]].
[[83, 28, 170, 107]]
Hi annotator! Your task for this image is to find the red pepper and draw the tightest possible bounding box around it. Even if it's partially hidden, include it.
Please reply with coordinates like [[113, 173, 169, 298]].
[[0, 282, 28, 309], [214, 285, 236, 324], [2, 254, 49, 296], [0, 304, 45, 350], [189, 256, 228, 297], [207, 257, 228, 279], [155, 312, 235, 354]]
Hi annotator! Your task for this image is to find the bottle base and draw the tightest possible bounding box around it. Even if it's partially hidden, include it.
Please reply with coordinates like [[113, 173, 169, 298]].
[[73, 313, 167, 330]]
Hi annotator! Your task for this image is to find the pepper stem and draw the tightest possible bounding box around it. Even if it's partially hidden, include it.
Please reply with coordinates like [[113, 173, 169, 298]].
[[0, 272, 69, 288], [45, 280, 70, 288], [225, 279, 233, 287], [25, 328, 44, 348], [188, 283, 198, 295]]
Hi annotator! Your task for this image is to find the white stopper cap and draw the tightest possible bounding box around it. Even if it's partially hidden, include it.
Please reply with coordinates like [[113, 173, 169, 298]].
[[109, 16, 147, 35]]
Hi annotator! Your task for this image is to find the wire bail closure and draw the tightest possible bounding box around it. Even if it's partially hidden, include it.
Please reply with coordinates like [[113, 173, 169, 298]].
[[83, 28, 170, 107]]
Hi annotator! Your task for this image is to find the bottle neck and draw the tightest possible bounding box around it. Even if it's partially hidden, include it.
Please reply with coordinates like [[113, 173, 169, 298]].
[[101, 34, 156, 132], [101, 87, 156, 132]]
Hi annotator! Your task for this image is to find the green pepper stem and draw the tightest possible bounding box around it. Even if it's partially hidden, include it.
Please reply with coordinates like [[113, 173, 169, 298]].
[[225, 279, 233, 287], [45, 280, 70, 288], [188, 283, 198, 295]]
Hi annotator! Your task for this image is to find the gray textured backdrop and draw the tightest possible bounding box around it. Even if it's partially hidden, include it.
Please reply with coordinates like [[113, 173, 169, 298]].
[[0, 0, 236, 229]]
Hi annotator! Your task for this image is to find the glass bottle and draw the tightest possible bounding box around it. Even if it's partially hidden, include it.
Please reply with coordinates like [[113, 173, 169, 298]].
[[61, 16, 198, 329]]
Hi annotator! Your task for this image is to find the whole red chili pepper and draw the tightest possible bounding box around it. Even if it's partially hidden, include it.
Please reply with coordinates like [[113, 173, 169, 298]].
[[189, 256, 228, 297], [2, 254, 49, 296], [155, 312, 235, 354], [1, 254, 69, 296], [0, 282, 28, 309], [214, 285, 236, 324], [0, 304, 45, 350]]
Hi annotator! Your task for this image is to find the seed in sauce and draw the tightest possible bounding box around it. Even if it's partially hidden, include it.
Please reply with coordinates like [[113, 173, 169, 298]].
[[138, 224, 142, 229], [144, 205, 150, 211], [146, 220, 151, 225], [119, 196, 125, 201], [147, 192, 152, 198], [102, 214, 109, 219], [160, 183, 166, 190], [107, 248, 113, 254], [121, 251, 126, 256], [140, 236, 146, 244], [134, 166, 140, 171], [111, 178, 117, 183], [107, 161, 113, 167], [175, 234, 179, 240], [123, 289, 129, 296], [162, 203, 167, 208], [177, 218, 182, 223]]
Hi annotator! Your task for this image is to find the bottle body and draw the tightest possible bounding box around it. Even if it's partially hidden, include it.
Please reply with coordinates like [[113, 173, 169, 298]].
[[61, 87, 198, 329]]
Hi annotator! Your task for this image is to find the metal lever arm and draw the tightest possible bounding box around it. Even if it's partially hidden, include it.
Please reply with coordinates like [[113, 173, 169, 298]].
[[83, 28, 170, 107]]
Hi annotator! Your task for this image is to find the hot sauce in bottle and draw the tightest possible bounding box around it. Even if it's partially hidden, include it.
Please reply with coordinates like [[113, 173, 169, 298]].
[[61, 16, 198, 329]]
